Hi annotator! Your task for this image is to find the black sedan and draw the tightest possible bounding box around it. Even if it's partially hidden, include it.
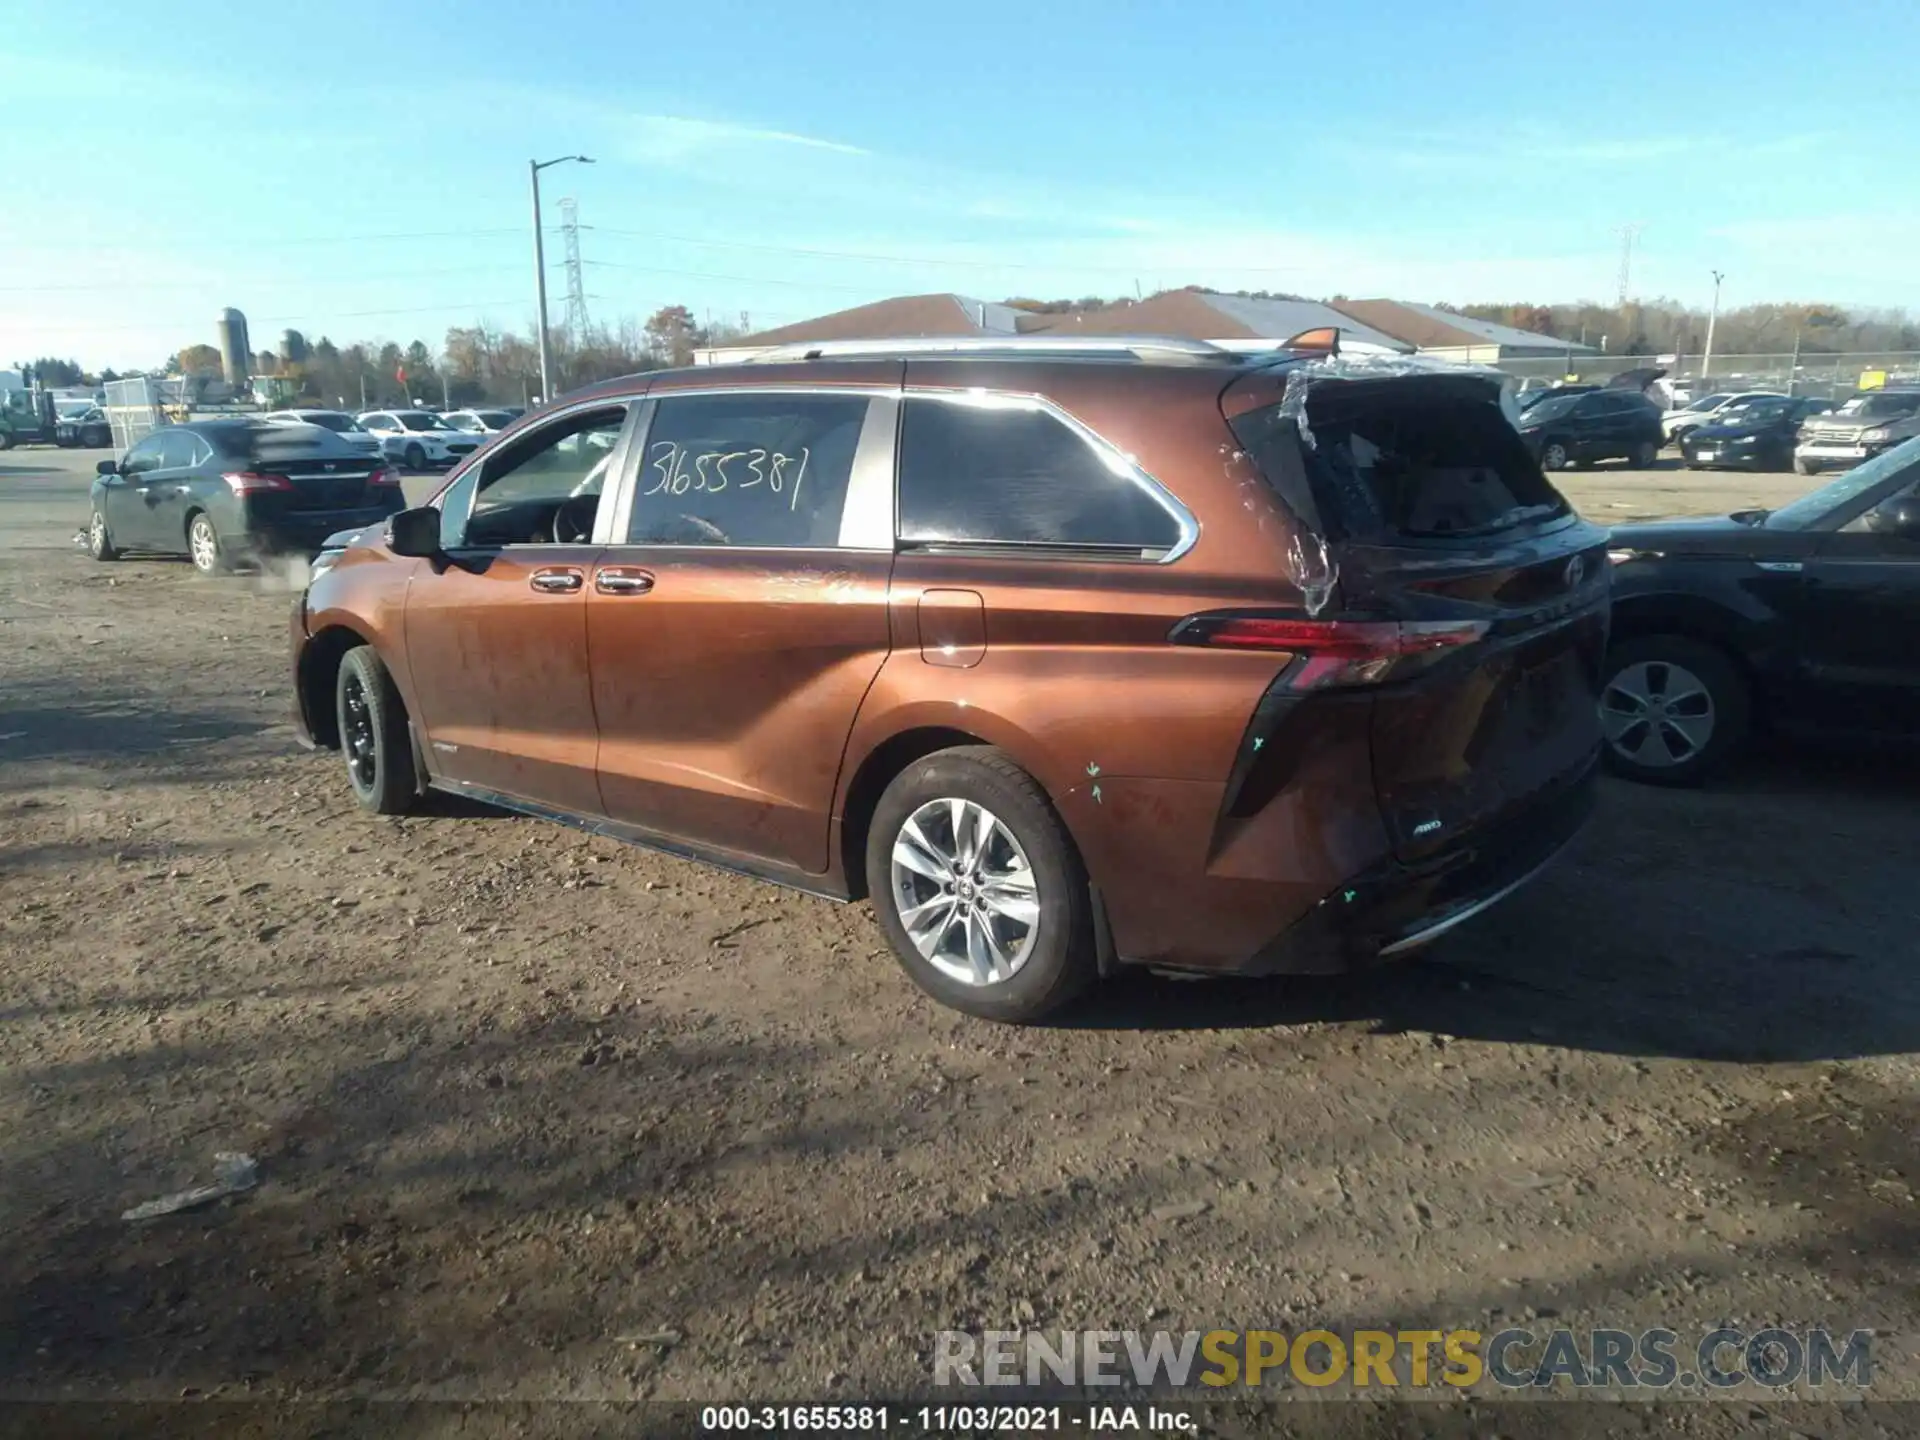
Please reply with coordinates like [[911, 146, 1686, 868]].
[[87, 419, 406, 573], [1680, 396, 1830, 472], [1600, 436, 1920, 783], [1516, 388, 1664, 470]]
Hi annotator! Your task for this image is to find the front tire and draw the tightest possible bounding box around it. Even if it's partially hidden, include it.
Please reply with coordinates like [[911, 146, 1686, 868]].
[[186, 512, 227, 574], [336, 646, 419, 815], [1794, 458, 1819, 476], [1599, 636, 1750, 787], [865, 746, 1095, 1023], [87, 508, 121, 561], [404, 443, 426, 472]]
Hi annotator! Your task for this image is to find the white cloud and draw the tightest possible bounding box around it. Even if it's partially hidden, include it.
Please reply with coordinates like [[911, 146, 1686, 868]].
[[619, 114, 870, 166]]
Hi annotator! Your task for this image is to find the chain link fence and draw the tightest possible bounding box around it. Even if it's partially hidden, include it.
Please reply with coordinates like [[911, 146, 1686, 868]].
[[1498, 351, 1920, 401]]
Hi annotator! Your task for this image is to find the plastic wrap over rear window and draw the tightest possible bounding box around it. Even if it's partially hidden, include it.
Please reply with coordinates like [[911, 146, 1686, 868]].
[[1232, 377, 1566, 541]]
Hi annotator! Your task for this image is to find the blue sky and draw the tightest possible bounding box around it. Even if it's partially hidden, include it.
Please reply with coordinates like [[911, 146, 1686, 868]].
[[4, 0, 1916, 369]]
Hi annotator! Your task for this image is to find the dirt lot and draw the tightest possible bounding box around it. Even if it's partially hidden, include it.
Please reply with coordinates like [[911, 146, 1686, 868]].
[[3, 448, 1917, 1426]]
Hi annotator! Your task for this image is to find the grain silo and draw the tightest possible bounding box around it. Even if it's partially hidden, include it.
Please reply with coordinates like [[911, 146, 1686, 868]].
[[278, 328, 308, 365], [217, 308, 251, 387]]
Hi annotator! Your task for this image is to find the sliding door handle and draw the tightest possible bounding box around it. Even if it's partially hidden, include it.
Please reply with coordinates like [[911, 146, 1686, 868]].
[[529, 567, 584, 594], [595, 567, 655, 596]]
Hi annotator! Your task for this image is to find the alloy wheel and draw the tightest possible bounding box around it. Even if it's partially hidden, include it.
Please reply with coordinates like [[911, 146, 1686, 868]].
[[89, 512, 108, 556], [890, 797, 1041, 987], [189, 516, 218, 572], [1541, 442, 1568, 470], [1600, 659, 1716, 768], [341, 670, 379, 793]]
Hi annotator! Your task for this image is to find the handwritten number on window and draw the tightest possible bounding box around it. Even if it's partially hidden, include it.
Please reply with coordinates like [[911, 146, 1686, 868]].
[[641, 441, 814, 515]]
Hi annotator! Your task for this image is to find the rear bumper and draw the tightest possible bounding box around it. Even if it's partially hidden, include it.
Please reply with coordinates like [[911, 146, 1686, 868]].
[[236, 504, 402, 557], [1238, 759, 1597, 976]]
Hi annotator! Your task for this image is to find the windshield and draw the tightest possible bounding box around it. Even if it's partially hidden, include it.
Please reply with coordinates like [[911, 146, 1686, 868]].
[[1520, 394, 1581, 424], [1765, 436, 1920, 530], [1833, 391, 1920, 418], [446, 414, 483, 430], [396, 411, 449, 431], [477, 411, 514, 426], [1717, 400, 1793, 425]]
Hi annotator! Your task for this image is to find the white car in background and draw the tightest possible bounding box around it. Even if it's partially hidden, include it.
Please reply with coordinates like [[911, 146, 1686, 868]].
[[264, 409, 382, 457], [1661, 391, 1787, 445], [356, 409, 485, 471], [444, 407, 522, 435]]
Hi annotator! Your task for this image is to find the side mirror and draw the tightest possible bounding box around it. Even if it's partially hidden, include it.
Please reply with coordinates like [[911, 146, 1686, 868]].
[[1868, 494, 1920, 541], [387, 506, 442, 558], [96, 458, 119, 476]]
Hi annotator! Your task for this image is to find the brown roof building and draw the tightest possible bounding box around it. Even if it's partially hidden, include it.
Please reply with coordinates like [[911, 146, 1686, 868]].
[[1326, 299, 1592, 361]]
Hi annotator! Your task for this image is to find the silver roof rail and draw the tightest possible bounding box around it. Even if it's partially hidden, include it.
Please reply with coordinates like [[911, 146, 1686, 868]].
[[742, 335, 1234, 363]]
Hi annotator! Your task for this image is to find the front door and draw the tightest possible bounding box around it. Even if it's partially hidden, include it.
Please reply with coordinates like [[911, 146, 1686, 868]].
[[103, 433, 166, 547], [589, 387, 896, 872], [1796, 478, 1920, 735], [402, 401, 635, 815], [145, 429, 210, 551]]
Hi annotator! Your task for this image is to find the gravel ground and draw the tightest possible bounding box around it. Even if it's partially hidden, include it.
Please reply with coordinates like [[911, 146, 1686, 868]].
[[3, 448, 1917, 1427]]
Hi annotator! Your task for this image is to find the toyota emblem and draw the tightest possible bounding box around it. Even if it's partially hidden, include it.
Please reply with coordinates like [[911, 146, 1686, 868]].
[[1564, 554, 1587, 589]]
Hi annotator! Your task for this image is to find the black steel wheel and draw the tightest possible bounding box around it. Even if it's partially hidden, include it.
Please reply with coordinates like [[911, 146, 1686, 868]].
[[335, 645, 419, 815]]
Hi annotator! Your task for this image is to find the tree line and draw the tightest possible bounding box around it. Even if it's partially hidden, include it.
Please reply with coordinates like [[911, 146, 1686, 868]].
[[39, 291, 1920, 400]]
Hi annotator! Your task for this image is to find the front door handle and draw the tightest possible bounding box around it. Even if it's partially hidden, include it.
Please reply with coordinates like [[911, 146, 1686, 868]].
[[595, 566, 655, 596], [529, 566, 584, 594]]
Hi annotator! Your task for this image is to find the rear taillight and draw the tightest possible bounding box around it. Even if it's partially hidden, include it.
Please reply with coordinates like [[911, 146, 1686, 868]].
[[1171, 613, 1490, 689], [222, 471, 293, 494], [369, 468, 402, 487]]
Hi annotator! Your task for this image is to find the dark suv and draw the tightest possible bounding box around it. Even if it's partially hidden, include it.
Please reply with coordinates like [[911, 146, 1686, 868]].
[[290, 337, 1609, 1021], [1516, 388, 1664, 471]]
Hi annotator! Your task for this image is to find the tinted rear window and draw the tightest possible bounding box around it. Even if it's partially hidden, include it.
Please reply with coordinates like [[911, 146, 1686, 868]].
[[224, 423, 362, 460], [1232, 384, 1568, 541], [898, 397, 1182, 553]]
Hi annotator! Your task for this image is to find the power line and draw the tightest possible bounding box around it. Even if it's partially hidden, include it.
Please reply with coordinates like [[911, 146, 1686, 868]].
[[582, 259, 877, 293], [580, 225, 1313, 277]]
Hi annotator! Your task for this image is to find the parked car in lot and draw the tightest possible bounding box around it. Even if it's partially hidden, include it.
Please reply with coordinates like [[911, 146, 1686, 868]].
[[1680, 396, 1831, 472], [1515, 388, 1664, 470], [1601, 436, 1920, 784], [356, 409, 485, 471], [444, 407, 523, 434], [290, 337, 1609, 1021], [1792, 388, 1920, 474], [1662, 391, 1786, 447], [87, 420, 405, 573], [264, 408, 383, 457]]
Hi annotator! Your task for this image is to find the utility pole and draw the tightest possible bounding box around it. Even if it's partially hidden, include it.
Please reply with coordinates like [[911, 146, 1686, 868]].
[[1701, 269, 1725, 387], [528, 154, 593, 404], [1788, 326, 1801, 397], [560, 197, 590, 345]]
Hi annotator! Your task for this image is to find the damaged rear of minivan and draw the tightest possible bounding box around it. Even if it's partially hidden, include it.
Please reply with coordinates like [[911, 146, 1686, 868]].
[[1207, 357, 1609, 970]]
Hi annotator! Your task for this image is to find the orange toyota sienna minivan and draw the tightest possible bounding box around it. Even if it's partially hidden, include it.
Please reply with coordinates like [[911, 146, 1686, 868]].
[[290, 336, 1609, 1021]]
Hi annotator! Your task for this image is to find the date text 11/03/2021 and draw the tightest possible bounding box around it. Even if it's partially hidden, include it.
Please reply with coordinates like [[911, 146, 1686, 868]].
[[699, 1404, 1196, 1432]]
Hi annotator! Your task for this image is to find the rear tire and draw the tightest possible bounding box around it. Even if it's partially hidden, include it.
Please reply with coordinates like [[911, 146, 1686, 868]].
[[1794, 458, 1819, 476], [1599, 635, 1750, 787], [336, 646, 419, 815], [186, 512, 227, 574], [87, 507, 121, 561], [1540, 441, 1569, 471], [865, 746, 1095, 1023], [1631, 440, 1658, 468]]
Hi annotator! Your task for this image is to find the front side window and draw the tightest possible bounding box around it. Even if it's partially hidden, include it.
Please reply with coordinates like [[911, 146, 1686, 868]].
[[121, 435, 164, 473], [627, 391, 869, 547], [455, 405, 628, 547], [897, 395, 1181, 554]]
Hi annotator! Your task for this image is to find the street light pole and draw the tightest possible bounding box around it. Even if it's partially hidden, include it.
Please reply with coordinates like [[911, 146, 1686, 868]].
[[528, 154, 594, 405], [1701, 269, 1725, 389]]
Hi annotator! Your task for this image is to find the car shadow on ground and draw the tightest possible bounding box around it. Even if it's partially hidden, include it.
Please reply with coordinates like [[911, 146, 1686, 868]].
[[1064, 753, 1920, 1064]]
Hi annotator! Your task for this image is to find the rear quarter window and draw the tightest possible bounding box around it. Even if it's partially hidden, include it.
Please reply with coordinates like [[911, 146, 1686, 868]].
[[897, 396, 1182, 554], [1233, 382, 1568, 541]]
